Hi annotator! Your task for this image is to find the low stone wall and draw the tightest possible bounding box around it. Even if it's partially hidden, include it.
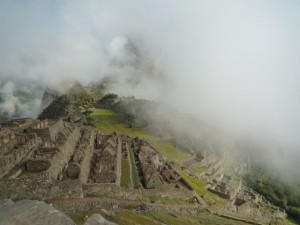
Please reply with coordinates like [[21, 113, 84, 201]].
[[0, 134, 41, 179], [220, 213, 265, 225], [141, 185, 193, 199], [208, 188, 230, 199], [51, 198, 141, 213], [51, 198, 199, 215], [31, 120, 64, 142], [116, 137, 122, 186], [143, 203, 199, 214], [0, 172, 54, 200], [83, 183, 141, 200], [26, 159, 51, 172], [48, 180, 84, 199]]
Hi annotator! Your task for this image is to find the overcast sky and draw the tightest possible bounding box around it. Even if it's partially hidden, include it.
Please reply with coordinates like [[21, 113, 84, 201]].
[[1, 0, 300, 152]]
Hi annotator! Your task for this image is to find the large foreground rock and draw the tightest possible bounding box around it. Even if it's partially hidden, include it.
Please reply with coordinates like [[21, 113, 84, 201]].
[[0, 199, 75, 225], [0, 199, 14, 209], [84, 214, 117, 225]]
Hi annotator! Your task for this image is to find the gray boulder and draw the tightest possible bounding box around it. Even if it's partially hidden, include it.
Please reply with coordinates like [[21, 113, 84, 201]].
[[0, 199, 14, 209], [84, 213, 117, 225], [0, 199, 75, 225]]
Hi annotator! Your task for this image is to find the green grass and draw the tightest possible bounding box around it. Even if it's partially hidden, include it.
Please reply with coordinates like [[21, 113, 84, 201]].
[[150, 141, 191, 162], [144, 212, 250, 225], [69, 210, 250, 225], [192, 166, 208, 174], [177, 169, 227, 206], [120, 159, 132, 189], [68, 211, 102, 225], [89, 109, 152, 137], [20, 171, 37, 177], [89, 109, 191, 162], [129, 150, 140, 189], [68, 210, 159, 225], [89, 108, 230, 207], [111, 210, 161, 225]]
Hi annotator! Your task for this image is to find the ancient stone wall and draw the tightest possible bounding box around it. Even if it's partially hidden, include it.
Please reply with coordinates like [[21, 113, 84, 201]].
[[63, 127, 96, 183], [49, 180, 84, 199], [0, 172, 54, 200], [141, 185, 193, 199], [78, 129, 95, 183], [0, 134, 42, 178], [51, 198, 141, 214], [0, 130, 17, 154], [89, 134, 119, 184], [143, 203, 199, 214], [51, 197, 199, 215], [83, 183, 140, 200], [29, 120, 64, 141], [116, 136, 122, 185], [26, 159, 51, 172], [47, 125, 81, 180]]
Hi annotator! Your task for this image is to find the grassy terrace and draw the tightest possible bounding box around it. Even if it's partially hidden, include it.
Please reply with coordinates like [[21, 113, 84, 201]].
[[177, 168, 227, 206], [129, 150, 140, 189], [89, 109, 191, 162], [120, 159, 131, 189], [192, 166, 208, 174]]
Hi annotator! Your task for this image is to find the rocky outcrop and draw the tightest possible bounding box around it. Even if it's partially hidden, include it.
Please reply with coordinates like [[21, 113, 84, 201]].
[[39, 87, 59, 113], [38, 95, 82, 122], [0, 199, 14, 209], [84, 214, 117, 225], [0, 199, 75, 225]]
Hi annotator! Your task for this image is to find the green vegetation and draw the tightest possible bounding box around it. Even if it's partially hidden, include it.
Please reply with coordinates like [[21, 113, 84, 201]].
[[177, 169, 226, 205], [129, 151, 140, 189], [19, 171, 37, 177], [150, 141, 190, 162], [112, 210, 162, 225], [144, 211, 250, 225], [243, 169, 300, 222], [88, 108, 228, 206], [120, 159, 131, 189], [89, 108, 191, 162], [192, 166, 207, 174], [67, 82, 94, 109], [88, 107, 229, 209], [88, 109, 150, 137], [68, 210, 159, 225], [69, 209, 251, 225], [68, 211, 97, 225]]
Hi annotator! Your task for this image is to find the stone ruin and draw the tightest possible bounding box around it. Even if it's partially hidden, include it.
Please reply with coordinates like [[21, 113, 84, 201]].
[[0, 94, 198, 215], [0, 116, 193, 204], [124, 137, 193, 191], [89, 133, 120, 184]]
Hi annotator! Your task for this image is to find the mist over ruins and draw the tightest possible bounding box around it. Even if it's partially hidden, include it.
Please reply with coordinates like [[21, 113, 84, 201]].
[[1, 1, 300, 225]]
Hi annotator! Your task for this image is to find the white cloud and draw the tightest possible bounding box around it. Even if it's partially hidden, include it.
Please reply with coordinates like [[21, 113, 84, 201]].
[[0, 0, 300, 155]]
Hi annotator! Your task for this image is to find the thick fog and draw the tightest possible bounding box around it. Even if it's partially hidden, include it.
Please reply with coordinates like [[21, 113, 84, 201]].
[[1, 1, 300, 163]]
